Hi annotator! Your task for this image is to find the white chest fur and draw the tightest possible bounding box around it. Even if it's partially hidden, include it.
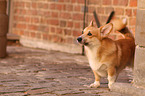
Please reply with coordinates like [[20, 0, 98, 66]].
[[85, 46, 107, 77]]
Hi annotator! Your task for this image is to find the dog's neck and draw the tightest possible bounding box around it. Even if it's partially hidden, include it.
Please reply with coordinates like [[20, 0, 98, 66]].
[[85, 44, 101, 59]]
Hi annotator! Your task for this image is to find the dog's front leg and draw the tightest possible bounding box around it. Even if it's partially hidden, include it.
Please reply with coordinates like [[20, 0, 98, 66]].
[[90, 70, 100, 88], [107, 67, 117, 89]]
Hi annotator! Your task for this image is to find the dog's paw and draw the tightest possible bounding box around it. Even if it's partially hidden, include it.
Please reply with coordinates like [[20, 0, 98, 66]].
[[108, 83, 112, 89], [108, 82, 115, 89], [131, 80, 134, 84], [90, 81, 100, 88]]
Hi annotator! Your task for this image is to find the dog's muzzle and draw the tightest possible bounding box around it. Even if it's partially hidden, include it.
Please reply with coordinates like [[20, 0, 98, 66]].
[[77, 36, 82, 43], [77, 36, 88, 45]]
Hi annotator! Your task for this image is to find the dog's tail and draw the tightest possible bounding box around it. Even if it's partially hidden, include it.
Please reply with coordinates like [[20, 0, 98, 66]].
[[112, 18, 134, 39]]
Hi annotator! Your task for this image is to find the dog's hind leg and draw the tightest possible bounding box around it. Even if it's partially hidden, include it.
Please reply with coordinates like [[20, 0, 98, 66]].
[[107, 67, 117, 89]]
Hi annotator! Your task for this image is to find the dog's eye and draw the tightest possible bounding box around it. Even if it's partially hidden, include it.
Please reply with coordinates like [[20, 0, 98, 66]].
[[87, 32, 92, 36]]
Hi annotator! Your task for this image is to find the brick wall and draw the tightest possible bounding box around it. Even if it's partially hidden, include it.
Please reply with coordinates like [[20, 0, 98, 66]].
[[11, 0, 137, 53]]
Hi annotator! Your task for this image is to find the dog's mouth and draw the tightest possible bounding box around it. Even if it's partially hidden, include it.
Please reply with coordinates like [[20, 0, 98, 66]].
[[84, 42, 89, 45], [78, 41, 89, 46], [77, 37, 89, 45]]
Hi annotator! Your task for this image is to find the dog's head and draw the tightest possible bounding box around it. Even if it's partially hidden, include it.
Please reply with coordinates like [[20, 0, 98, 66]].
[[77, 21, 113, 47]]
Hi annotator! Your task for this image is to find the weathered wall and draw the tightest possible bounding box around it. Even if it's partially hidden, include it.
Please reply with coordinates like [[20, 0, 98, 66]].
[[11, 0, 137, 53], [0, 0, 8, 57], [134, 0, 145, 88]]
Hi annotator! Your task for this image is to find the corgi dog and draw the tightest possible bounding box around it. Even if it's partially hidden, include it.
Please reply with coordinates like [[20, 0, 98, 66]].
[[77, 18, 135, 89]]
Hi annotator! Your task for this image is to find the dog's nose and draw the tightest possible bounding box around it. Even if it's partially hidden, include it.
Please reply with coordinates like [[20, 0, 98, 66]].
[[77, 37, 82, 42]]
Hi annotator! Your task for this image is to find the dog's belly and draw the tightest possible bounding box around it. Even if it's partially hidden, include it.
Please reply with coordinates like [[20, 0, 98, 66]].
[[89, 61, 108, 77], [96, 70, 107, 77]]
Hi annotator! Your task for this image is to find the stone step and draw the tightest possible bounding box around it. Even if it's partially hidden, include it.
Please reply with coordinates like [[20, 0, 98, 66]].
[[110, 83, 145, 96], [7, 33, 19, 40]]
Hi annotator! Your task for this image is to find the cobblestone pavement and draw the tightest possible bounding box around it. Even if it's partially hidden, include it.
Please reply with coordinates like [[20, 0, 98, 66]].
[[0, 46, 133, 96]]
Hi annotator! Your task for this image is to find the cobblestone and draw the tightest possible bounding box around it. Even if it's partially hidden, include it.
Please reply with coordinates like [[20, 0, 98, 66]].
[[0, 46, 133, 96]]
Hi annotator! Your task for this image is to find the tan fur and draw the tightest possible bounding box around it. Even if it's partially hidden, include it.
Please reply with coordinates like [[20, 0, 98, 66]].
[[77, 18, 135, 89]]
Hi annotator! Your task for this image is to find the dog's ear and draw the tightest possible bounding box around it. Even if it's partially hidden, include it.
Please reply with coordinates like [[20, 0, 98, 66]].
[[100, 23, 113, 37], [89, 21, 94, 27]]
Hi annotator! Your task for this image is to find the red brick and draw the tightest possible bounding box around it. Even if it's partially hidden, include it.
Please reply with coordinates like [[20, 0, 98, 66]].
[[97, 7, 105, 14], [133, 9, 137, 16], [28, 24, 38, 30], [56, 4, 64, 11], [77, 0, 84, 4], [14, 1, 25, 8], [36, 33, 41, 39], [71, 0, 76, 3], [31, 2, 37, 9], [16, 23, 27, 29], [38, 25, 48, 33], [40, 18, 48, 24], [114, 8, 124, 15], [30, 32, 36, 38], [52, 35, 62, 43], [100, 15, 107, 24], [58, 0, 64, 2], [49, 19, 59, 25], [12, 30, 23, 36], [113, 0, 128, 6], [129, 0, 137, 7], [61, 0, 70, 3], [72, 30, 82, 36], [88, 6, 95, 13], [23, 31, 30, 37], [105, 7, 114, 14], [47, 35, 52, 41], [14, 16, 30, 22], [43, 3, 48, 9], [25, 2, 31, 8], [125, 9, 132, 16], [56, 28, 63, 34], [72, 13, 83, 20], [74, 22, 81, 28], [65, 37, 73, 44], [43, 33, 48, 40], [50, 3, 56, 10], [38, 3, 44, 9], [51, 12, 58, 18], [89, 0, 101, 5], [63, 5, 66, 10], [60, 12, 72, 19], [44, 11, 51, 17], [129, 17, 136, 26], [64, 29, 72, 36], [87, 15, 94, 23], [67, 21, 73, 27], [19, 30, 24, 36], [12, 29, 18, 35], [38, 3, 48, 9], [65, 4, 73, 11], [14, 9, 26, 14], [37, 10, 45, 16], [31, 17, 39, 24], [60, 20, 66, 27], [26, 10, 37, 15], [50, 27, 55, 33], [103, 0, 112, 5], [74, 5, 81, 12]]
